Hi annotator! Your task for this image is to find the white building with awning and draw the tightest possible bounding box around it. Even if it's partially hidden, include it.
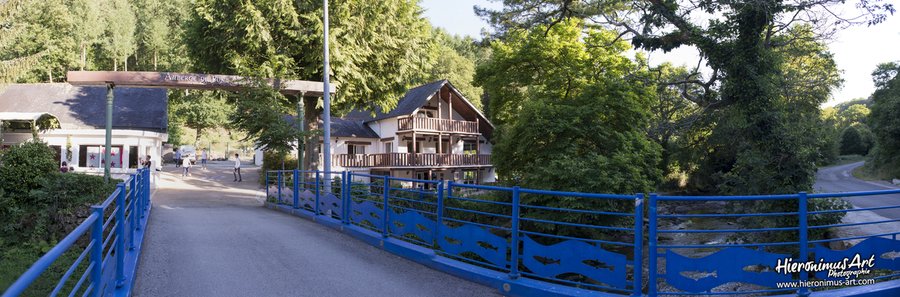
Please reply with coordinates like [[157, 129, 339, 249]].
[[0, 84, 168, 173]]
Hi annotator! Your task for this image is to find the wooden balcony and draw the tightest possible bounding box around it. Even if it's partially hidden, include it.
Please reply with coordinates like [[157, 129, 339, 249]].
[[335, 153, 491, 167], [397, 116, 479, 134]]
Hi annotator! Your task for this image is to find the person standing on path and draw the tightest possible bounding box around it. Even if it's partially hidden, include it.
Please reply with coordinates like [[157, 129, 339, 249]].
[[146, 155, 160, 188], [182, 155, 192, 177], [201, 149, 208, 169], [233, 153, 242, 182], [174, 149, 182, 168]]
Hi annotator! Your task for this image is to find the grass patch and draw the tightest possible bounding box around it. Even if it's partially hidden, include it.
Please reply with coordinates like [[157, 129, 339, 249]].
[[852, 164, 890, 182], [0, 243, 90, 296]]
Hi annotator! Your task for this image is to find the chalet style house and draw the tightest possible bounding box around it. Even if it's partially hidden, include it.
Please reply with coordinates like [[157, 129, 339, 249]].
[[324, 80, 495, 184]]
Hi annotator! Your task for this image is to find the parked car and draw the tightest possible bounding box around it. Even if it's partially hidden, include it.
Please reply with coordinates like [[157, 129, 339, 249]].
[[179, 145, 197, 165]]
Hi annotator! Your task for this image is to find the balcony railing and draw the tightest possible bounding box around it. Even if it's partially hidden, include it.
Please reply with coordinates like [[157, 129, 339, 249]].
[[335, 153, 491, 167], [397, 116, 479, 134]]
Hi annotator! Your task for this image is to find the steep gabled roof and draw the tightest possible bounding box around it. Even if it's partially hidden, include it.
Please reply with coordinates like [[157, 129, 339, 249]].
[[341, 79, 448, 122], [284, 115, 379, 139], [371, 80, 448, 122], [0, 83, 168, 132], [334, 79, 496, 139]]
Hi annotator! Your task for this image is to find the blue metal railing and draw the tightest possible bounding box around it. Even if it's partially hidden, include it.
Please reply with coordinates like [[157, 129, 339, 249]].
[[265, 170, 900, 297], [3, 169, 152, 297], [651, 189, 900, 296]]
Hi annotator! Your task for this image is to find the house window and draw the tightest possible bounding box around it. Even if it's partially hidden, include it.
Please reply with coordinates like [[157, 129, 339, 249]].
[[383, 142, 392, 153], [407, 141, 421, 153], [462, 170, 477, 184], [348, 144, 365, 155], [129, 146, 139, 168], [78, 145, 123, 168], [463, 141, 477, 155]]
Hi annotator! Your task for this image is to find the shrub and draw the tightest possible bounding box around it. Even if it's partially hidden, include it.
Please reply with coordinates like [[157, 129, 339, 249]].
[[839, 123, 874, 155], [0, 141, 57, 198], [3, 173, 119, 244], [260, 150, 299, 185]]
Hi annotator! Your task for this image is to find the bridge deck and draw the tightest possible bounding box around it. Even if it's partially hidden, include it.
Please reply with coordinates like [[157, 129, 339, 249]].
[[133, 163, 496, 297]]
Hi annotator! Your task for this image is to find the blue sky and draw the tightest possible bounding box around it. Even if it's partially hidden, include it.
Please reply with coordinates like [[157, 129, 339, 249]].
[[419, 0, 900, 106]]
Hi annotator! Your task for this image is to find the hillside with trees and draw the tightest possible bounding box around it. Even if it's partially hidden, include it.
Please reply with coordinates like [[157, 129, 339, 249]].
[[2, 0, 896, 189]]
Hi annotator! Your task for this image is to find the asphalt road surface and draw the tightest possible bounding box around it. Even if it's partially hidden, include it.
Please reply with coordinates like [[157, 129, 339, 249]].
[[133, 162, 497, 297], [814, 161, 900, 219]]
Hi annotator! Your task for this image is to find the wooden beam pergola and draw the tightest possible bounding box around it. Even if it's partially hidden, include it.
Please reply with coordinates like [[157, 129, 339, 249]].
[[67, 71, 335, 96], [67, 71, 335, 182]]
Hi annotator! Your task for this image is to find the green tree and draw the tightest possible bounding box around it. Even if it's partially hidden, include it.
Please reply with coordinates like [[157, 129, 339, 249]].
[[186, 0, 435, 169], [867, 62, 900, 178], [480, 20, 660, 236], [71, 0, 106, 71], [0, 0, 79, 82], [482, 19, 661, 194], [476, 19, 634, 126], [840, 124, 867, 155], [646, 63, 702, 177], [102, 0, 137, 71], [424, 29, 486, 110], [840, 104, 871, 127], [132, 0, 170, 70], [171, 90, 232, 143], [478, 1, 891, 195], [229, 82, 307, 154], [818, 107, 841, 163]]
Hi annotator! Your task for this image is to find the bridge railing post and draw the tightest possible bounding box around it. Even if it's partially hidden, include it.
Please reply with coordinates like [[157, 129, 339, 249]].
[[633, 193, 644, 297], [129, 174, 137, 250], [293, 169, 300, 209], [433, 181, 444, 249], [648, 193, 658, 297], [798, 192, 810, 297], [342, 171, 350, 224], [382, 177, 390, 238], [115, 182, 126, 287], [509, 186, 520, 279], [90, 205, 104, 297], [277, 171, 283, 205], [143, 169, 150, 217], [315, 171, 321, 215]]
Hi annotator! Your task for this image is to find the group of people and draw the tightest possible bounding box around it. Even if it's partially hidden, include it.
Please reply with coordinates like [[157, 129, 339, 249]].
[[174, 149, 208, 169], [173, 148, 242, 182]]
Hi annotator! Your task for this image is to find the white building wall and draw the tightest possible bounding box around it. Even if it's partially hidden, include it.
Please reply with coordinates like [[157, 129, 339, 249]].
[[480, 136, 492, 154], [1, 129, 167, 173], [365, 117, 398, 153], [318, 136, 378, 172]]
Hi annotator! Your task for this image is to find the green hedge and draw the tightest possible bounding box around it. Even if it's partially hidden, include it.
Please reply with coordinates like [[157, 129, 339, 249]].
[[0, 141, 118, 295]]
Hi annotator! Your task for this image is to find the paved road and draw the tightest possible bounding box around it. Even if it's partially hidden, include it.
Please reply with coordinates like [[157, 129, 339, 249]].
[[814, 161, 900, 218], [133, 163, 497, 297]]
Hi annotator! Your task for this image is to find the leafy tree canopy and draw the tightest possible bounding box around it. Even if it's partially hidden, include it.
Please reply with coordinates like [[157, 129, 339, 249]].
[[483, 19, 661, 195], [867, 61, 900, 178]]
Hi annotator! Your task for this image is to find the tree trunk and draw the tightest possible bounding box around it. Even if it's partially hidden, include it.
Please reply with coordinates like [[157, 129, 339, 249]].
[[47, 67, 52, 83], [154, 51, 158, 71], [124, 57, 128, 72], [114, 59, 118, 71], [80, 44, 86, 71], [303, 96, 321, 172], [660, 135, 672, 175]]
